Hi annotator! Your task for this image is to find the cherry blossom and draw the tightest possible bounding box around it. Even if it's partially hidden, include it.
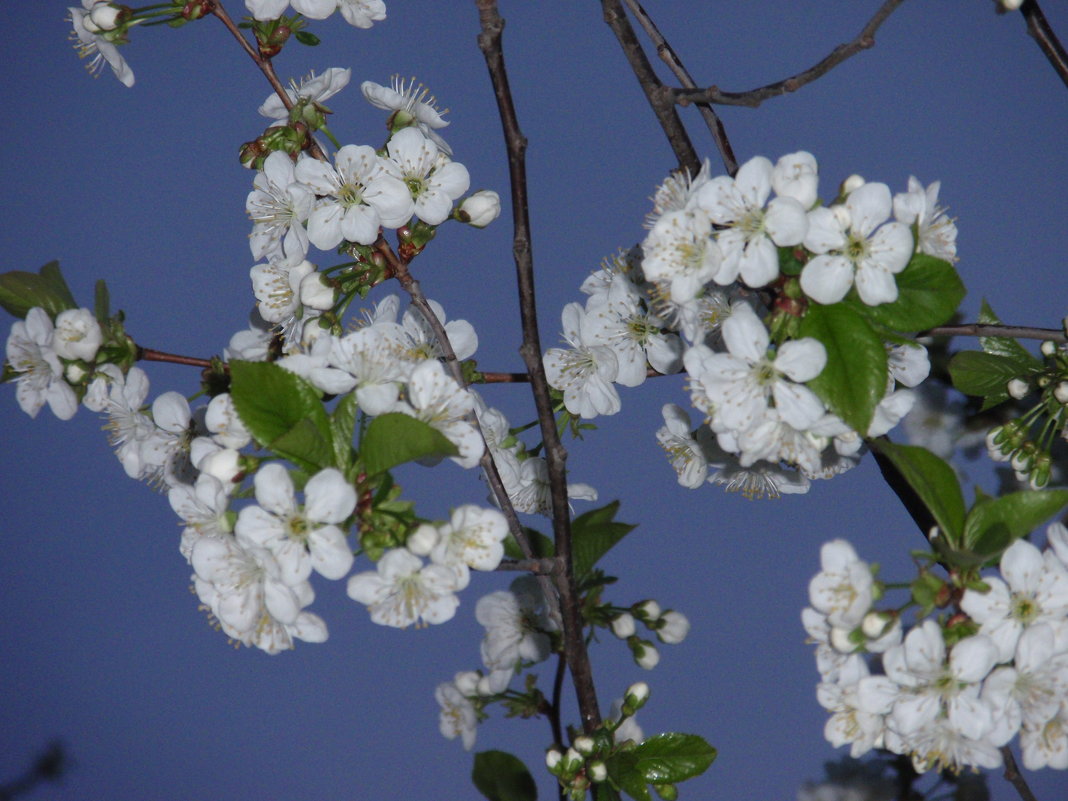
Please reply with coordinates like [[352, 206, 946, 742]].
[[5, 308, 78, 420], [347, 548, 468, 628]]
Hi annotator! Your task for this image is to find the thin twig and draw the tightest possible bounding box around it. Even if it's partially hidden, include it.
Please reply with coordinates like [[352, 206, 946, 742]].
[[922, 322, 1066, 344], [673, 0, 907, 108], [1000, 745, 1039, 801], [138, 347, 213, 368], [1020, 0, 1068, 89], [622, 0, 737, 175], [600, 0, 700, 176], [476, 0, 602, 733]]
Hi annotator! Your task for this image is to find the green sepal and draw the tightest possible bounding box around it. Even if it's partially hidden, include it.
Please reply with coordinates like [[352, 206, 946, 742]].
[[471, 751, 537, 801], [359, 412, 459, 475], [571, 501, 636, 581], [963, 489, 1068, 559], [852, 254, 964, 332], [93, 279, 110, 324], [870, 440, 966, 546], [948, 350, 1037, 410], [229, 360, 334, 473], [800, 302, 887, 435], [294, 30, 320, 46], [0, 261, 78, 319]]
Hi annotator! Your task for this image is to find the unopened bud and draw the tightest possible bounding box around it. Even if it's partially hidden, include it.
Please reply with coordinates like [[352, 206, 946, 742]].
[[545, 748, 563, 772], [634, 600, 661, 621], [1001, 0, 1024, 9], [453, 671, 480, 696], [1055, 382, 1068, 405], [406, 523, 439, 556], [841, 174, 865, 195], [573, 735, 595, 755], [65, 363, 88, 383], [625, 681, 650, 709], [198, 447, 242, 484], [829, 626, 856, 654], [610, 612, 636, 639], [861, 611, 890, 639], [634, 640, 660, 670], [299, 270, 336, 311], [1007, 377, 1029, 400], [1041, 340, 1057, 357], [456, 190, 502, 228], [89, 3, 122, 31], [563, 747, 584, 772], [588, 761, 607, 783], [655, 610, 690, 645]]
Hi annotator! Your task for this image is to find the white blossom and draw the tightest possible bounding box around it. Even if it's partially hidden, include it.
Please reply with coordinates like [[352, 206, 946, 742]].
[[5, 308, 78, 420], [347, 548, 468, 628]]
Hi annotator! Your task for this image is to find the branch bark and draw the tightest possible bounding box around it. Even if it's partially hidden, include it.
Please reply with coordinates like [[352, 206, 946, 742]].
[[476, 0, 602, 732], [1020, 0, 1068, 90]]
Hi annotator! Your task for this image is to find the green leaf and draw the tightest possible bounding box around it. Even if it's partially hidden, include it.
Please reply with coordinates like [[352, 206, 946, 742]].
[[360, 412, 459, 475], [948, 350, 1035, 409], [595, 784, 624, 801], [571, 501, 636, 580], [93, 279, 110, 324], [963, 489, 1068, 557], [799, 302, 887, 434], [870, 440, 966, 545], [632, 733, 716, 785], [229, 360, 334, 473], [606, 751, 649, 801], [471, 751, 537, 801], [329, 392, 359, 473], [294, 30, 321, 46], [0, 261, 78, 319], [978, 299, 1039, 363], [503, 526, 555, 561], [854, 254, 965, 331]]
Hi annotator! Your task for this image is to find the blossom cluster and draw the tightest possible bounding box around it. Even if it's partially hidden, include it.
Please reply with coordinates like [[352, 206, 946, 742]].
[[804, 533, 1068, 773], [245, 0, 387, 29], [545, 153, 954, 498]]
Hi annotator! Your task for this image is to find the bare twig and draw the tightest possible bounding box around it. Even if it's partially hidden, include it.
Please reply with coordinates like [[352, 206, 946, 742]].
[[1020, 0, 1068, 90], [922, 322, 1066, 344], [673, 0, 907, 108], [1000, 745, 1039, 801], [476, 0, 602, 732], [600, 0, 700, 176], [137, 347, 213, 368], [622, 0, 737, 175]]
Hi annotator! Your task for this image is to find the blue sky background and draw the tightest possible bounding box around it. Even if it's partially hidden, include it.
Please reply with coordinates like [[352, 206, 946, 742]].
[[3, 2, 1068, 800]]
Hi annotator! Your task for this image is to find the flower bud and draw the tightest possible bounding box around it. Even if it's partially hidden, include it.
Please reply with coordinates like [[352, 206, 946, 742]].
[[573, 735, 595, 755], [624, 681, 650, 709], [829, 626, 856, 654], [588, 761, 607, 783], [299, 270, 336, 311], [476, 676, 495, 697], [89, 2, 122, 31], [1041, 340, 1057, 357], [633, 600, 661, 621], [861, 611, 889, 639], [1054, 382, 1068, 405], [610, 612, 636, 639], [54, 308, 103, 362], [841, 174, 865, 195], [1001, 0, 1024, 9], [199, 447, 243, 485], [457, 190, 501, 227], [634, 640, 660, 670], [406, 523, 439, 556], [1007, 377, 1029, 400], [545, 748, 563, 772], [563, 747, 584, 772], [453, 671, 480, 696], [655, 610, 690, 645], [65, 363, 88, 384]]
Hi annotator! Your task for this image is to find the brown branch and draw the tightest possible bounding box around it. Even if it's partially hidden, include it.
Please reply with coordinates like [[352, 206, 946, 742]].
[[673, 0, 907, 109], [137, 347, 213, 368], [621, 0, 737, 175], [922, 322, 1066, 344], [209, 1, 326, 161], [1000, 745, 1039, 801], [496, 557, 559, 574], [476, 0, 602, 733], [600, 0, 700, 176], [1020, 0, 1068, 90], [479, 371, 531, 383]]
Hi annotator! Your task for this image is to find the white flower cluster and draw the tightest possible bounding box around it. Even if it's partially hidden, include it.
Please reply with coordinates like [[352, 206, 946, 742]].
[[435, 576, 556, 750], [544, 153, 954, 498], [609, 599, 690, 670], [804, 533, 1068, 774], [245, 0, 387, 29]]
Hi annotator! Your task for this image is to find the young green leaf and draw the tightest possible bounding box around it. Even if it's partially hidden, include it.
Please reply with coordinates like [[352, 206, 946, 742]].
[[963, 489, 1068, 557], [329, 392, 359, 474], [606, 750, 649, 801], [854, 254, 964, 332], [977, 299, 1040, 363], [471, 751, 538, 801], [93, 279, 110, 324], [360, 412, 459, 475], [631, 733, 716, 785], [799, 302, 887, 434], [229, 360, 334, 473], [870, 440, 966, 545], [571, 501, 636, 580], [948, 350, 1036, 409], [0, 261, 78, 319]]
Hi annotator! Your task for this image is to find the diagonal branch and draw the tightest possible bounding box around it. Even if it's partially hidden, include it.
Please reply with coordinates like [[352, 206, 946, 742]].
[[622, 0, 737, 175], [1020, 0, 1068, 90], [673, 0, 907, 109], [476, 0, 602, 732], [600, 0, 700, 176]]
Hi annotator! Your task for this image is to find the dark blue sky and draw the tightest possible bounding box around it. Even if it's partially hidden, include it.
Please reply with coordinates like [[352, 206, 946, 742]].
[[3, 2, 1068, 800]]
